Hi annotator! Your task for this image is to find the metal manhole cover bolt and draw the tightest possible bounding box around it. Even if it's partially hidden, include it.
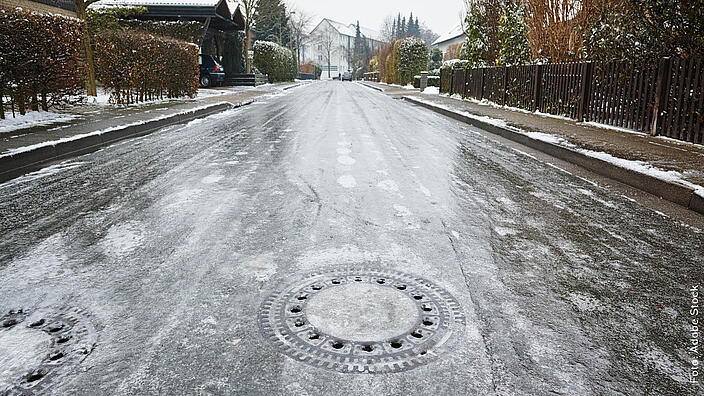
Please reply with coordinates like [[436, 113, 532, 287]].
[[0, 307, 98, 394], [258, 267, 466, 374]]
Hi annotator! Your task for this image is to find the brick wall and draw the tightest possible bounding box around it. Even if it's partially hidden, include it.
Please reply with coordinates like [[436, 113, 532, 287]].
[[0, 0, 77, 17]]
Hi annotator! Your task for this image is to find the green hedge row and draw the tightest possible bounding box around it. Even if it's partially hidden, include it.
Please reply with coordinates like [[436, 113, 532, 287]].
[[0, 7, 84, 119], [95, 31, 198, 104], [413, 75, 440, 88], [253, 41, 297, 83]]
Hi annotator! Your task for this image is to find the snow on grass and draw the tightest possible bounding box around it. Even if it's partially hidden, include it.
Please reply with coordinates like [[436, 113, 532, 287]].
[[0, 102, 231, 158], [0, 112, 78, 134], [421, 87, 440, 95], [82, 87, 236, 107]]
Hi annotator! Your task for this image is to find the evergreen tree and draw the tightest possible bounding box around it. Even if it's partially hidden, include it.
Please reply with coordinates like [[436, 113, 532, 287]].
[[353, 21, 363, 73], [253, 0, 290, 46], [401, 17, 406, 37], [396, 14, 402, 39]]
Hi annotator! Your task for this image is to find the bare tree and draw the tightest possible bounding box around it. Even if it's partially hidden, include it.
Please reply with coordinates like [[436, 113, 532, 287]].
[[240, 0, 259, 73], [288, 8, 313, 65], [316, 29, 339, 78], [379, 15, 395, 43], [522, 0, 594, 61], [73, 0, 99, 96]]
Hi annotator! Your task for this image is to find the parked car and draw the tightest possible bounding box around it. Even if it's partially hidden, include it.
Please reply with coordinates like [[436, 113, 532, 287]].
[[199, 54, 224, 88], [341, 71, 352, 81]]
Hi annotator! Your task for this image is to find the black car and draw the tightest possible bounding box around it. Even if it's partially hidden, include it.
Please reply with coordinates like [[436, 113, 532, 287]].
[[199, 54, 225, 88]]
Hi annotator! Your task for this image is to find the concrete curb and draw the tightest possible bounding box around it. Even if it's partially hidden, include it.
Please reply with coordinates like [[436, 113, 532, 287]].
[[358, 82, 384, 92], [0, 101, 241, 183], [402, 95, 704, 215]]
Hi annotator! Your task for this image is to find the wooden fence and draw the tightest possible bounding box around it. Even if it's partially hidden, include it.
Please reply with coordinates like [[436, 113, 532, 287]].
[[440, 58, 704, 144]]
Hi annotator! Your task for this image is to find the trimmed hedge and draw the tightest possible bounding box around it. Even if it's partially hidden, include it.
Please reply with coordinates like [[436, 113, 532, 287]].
[[95, 31, 198, 104], [0, 8, 84, 119], [413, 75, 440, 88], [253, 41, 297, 83], [395, 37, 428, 86], [87, 7, 202, 43]]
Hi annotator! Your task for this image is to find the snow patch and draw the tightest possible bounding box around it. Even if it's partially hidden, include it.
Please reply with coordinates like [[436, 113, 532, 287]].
[[337, 175, 357, 188], [393, 204, 412, 217], [420, 87, 440, 95], [567, 292, 603, 312], [241, 252, 276, 282], [0, 103, 230, 158], [201, 175, 224, 184], [100, 221, 144, 258], [337, 156, 356, 166], [0, 111, 78, 134], [377, 179, 399, 192]]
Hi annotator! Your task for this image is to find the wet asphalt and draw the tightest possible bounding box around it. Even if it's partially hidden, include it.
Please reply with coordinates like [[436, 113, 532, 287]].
[[0, 81, 702, 395]]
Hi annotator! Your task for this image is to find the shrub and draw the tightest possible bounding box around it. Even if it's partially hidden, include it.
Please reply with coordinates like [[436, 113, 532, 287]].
[[95, 31, 198, 104], [253, 41, 297, 82], [369, 56, 378, 73], [439, 59, 470, 93], [395, 37, 428, 85], [429, 47, 443, 72], [0, 8, 84, 119], [444, 43, 462, 60], [377, 44, 393, 83], [386, 39, 402, 84]]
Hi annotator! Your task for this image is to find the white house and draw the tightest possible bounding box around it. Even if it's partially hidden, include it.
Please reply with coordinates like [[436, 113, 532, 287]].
[[300, 18, 384, 79], [432, 25, 466, 55]]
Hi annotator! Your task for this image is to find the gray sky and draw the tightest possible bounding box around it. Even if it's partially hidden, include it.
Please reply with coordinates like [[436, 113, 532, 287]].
[[287, 0, 466, 37]]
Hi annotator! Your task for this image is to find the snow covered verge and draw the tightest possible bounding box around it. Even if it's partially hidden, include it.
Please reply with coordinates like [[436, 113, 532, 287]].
[[83, 87, 235, 106], [0, 102, 233, 158], [406, 96, 704, 197], [0, 87, 251, 134], [0, 112, 79, 134]]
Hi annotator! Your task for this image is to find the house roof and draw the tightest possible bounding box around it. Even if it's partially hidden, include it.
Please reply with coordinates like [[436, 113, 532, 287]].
[[89, 0, 243, 30], [432, 25, 465, 46], [314, 18, 383, 42]]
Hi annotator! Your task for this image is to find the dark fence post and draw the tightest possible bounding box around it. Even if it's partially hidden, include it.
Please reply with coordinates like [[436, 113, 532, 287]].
[[651, 57, 671, 136], [502, 65, 508, 106], [577, 62, 593, 121], [533, 64, 543, 111], [465, 68, 471, 98], [449, 68, 454, 95], [480, 68, 485, 101]]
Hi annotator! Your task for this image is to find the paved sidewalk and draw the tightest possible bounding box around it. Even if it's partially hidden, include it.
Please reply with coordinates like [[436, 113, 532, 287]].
[[0, 83, 301, 156], [363, 81, 704, 189]]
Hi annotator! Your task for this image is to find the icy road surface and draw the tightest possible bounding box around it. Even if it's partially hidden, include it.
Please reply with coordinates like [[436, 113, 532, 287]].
[[0, 81, 702, 395]]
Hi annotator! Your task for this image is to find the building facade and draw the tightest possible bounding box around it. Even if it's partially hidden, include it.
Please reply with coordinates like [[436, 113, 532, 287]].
[[301, 18, 383, 80]]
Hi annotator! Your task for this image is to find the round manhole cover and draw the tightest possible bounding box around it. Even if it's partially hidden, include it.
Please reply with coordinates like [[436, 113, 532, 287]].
[[0, 307, 97, 394], [258, 268, 465, 373]]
